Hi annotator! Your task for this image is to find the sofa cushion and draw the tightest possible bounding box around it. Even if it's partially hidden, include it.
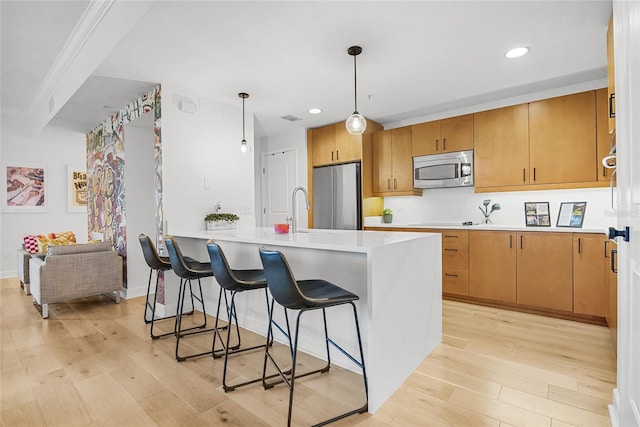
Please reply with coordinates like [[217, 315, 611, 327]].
[[23, 231, 76, 254], [46, 241, 112, 257]]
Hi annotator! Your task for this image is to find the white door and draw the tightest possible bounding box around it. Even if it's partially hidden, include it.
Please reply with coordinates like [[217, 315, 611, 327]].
[[610, 2, 640, 426], [261, 149, 296, 227]]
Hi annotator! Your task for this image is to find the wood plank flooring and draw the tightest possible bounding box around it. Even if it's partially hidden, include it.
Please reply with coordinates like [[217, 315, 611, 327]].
[[0, 277, 615, 426]]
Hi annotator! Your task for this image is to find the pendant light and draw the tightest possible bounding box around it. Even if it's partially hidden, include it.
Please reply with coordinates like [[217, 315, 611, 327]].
[[239, 92, 249, 153], [345, 45, 367, 135]]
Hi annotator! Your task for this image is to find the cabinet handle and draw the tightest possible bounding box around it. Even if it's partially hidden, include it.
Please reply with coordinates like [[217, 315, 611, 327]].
[[578, 237, 582, 254], [445, 273, 459, 277], [435, 139, 439, 151], [609, 93, 616, 118], [604, 240, 610, 258], [394, 178, 397, 189], [336, 150, 339, 161], [510, 235, 513, 249], [533, 167, 536, 181], [444, 248, 458, 252], [520, 235, 523, 249], [443, 138, 447, 150], [523, 168, 526, 182], [387, 179, 391, 190], [603, 165, 606, 177], [443, 235, 458, 238], [611, 249, 618, 273], [331, 151, 334, 162]]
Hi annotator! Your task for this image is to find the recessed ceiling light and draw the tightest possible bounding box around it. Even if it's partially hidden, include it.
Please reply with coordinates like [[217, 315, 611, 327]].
[[308, 108, 322, 114], [505, 47, 530, 59]]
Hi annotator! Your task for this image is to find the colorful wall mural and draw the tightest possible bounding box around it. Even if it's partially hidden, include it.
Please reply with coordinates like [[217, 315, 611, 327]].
[[86, 85, 162, 289]]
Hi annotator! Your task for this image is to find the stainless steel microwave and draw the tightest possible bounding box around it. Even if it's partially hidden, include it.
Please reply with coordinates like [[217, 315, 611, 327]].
[[413, 150, 474, 189]]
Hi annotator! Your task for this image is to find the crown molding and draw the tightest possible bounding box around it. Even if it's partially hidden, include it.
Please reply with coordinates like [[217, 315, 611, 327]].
[[28, 0, 116, 118]]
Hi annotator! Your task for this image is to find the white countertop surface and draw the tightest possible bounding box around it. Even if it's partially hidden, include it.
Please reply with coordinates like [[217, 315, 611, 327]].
[[169, 226, 438, 254], [364, 222, 608, 234]]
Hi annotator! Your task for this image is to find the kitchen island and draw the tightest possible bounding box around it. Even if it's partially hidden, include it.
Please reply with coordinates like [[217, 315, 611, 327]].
[[169, 226, 442, 413]]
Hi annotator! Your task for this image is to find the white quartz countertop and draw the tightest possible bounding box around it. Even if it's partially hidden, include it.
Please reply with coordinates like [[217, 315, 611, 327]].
[[364, 222, 608, 234], [169, 226, 438, 254]]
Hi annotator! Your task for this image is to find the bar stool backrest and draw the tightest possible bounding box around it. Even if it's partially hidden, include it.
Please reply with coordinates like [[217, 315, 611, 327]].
[[206, 240, 239, 289], [165, 236, 196, 279], [139, 234, 171, 271], [258, 249, 308, 309]]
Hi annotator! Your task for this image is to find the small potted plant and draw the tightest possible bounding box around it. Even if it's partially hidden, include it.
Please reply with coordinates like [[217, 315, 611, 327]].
[[382, 208, 393, 224], [205, 212, 240, 230]]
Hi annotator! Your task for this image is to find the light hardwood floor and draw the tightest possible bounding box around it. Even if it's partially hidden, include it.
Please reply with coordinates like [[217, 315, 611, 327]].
[[0, 277, 615, 426]]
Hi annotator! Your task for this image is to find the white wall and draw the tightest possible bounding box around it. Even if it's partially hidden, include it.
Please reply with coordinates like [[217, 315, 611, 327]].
[[123, 113, 156, 298], [0, 113, 88, 278], [380, 186, 613, 230], [160, 84, 257, 233]]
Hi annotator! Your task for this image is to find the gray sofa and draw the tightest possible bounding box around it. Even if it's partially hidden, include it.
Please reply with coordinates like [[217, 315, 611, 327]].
[[29, 241, 123, 318]]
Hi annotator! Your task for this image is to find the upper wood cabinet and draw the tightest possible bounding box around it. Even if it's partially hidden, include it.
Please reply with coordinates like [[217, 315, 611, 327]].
[[412, 114, 473, 156], [596, 88, 616, 182], [372, 126, 420, 196], [310, 123, 362, 166], [607, 15, 615, 134], [529, 91, 597, 185], [474, 104, 529, 188], [516, 232, 573, 312], [468, 230, 517, 303]]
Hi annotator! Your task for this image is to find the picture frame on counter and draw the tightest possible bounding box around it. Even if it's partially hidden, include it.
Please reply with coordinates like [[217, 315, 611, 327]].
[[524, 202, 551, 227], [556, 201, 587, 228]]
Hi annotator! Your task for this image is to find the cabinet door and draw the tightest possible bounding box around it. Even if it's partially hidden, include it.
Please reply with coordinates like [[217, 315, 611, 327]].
[[311, 125, 336, 166], [411, 121, 440, 156], [440, 114, 473, 153], [335, 123, 362, 163], [469, 230, 517, 303], [605, 239, 617, 351], [607, 16, 615, 134], [517, 232, 573, 312], [474, 104, 530, 188], [573, 233, 607, 316], [529, 91, 597, 184], [596, 88, 615, 182], [441, 230, 469, 295], [391, 126, 414, 192], [372, 130, 393, 193]]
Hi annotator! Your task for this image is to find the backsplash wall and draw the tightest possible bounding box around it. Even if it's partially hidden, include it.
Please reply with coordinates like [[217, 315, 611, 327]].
[[380, 186, 614, 230]]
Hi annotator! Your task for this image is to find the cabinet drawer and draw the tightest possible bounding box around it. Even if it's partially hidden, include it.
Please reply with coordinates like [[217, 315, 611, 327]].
[[441, 230, 468, 247], [443, 268, 469, 295], [441, 230, 468, 270]]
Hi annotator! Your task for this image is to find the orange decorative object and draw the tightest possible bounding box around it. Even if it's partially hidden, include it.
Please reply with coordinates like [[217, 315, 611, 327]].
[[274, 223, 289, 234]]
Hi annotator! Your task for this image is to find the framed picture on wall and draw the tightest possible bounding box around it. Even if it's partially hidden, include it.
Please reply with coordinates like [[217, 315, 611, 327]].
[[2, 162, 47, 212], [524, 202, 551, 227], [68, 165, 87, 213], [557, 201, 587, 228]]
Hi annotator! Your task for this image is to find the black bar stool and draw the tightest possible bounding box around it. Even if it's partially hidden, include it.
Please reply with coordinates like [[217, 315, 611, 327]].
[[206, 240, 277, 392], [138, 233, 196, 339], [258, 248, 368, 427], [165, 236, 220, 362]]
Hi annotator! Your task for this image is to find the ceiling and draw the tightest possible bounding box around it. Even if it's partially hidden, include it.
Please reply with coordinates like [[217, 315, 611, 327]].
[[1, 1, 612, 137]]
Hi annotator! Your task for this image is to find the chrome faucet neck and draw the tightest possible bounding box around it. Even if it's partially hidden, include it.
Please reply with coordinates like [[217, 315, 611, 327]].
[[291, 186, 310, 233]]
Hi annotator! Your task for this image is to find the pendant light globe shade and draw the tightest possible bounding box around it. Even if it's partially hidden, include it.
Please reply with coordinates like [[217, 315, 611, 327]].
[[345, 45, 367, 136], [240, 139, 248, 153], [346, 112, 367, 135]]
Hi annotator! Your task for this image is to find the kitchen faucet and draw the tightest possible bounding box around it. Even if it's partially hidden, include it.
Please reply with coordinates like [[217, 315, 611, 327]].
[[290, 186, 310, 233]]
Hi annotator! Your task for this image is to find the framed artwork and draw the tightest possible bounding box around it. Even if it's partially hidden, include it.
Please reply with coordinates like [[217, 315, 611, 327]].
[[68, 165, 87, 212], [557, 201, 587, 228], [2, 162, 47, 212], [524, 202, 551, 227]]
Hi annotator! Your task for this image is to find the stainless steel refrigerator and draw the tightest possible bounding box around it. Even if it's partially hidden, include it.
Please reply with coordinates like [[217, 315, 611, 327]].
[[312, 162, 362, 230]]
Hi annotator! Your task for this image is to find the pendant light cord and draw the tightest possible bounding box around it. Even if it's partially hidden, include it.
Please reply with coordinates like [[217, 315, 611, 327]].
[[242, 96, 246, 140], [353, 54, 358, 113]]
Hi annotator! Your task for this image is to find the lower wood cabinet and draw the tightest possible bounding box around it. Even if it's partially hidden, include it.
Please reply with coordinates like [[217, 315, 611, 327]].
[[441, 230, 469, 295], [573, 233, 607, 316], [605, 239, 618, 351], [516, 232, 573, 312], [469, 230, 517, 303]]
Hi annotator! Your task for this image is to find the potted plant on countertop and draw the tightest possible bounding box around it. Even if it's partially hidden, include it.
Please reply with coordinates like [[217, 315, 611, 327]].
[[382, 208, 393, 224], [205, 212, 240, 230]]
